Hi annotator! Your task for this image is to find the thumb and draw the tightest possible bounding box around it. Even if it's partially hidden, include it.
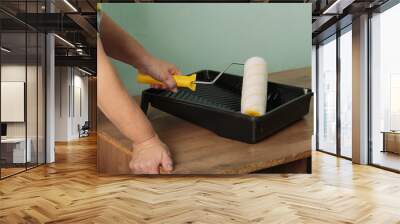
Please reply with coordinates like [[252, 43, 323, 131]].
[[161, 152, 174, 172]]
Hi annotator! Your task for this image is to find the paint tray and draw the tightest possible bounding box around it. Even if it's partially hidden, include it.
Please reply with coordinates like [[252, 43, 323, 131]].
[[140, 70, 312, 143]]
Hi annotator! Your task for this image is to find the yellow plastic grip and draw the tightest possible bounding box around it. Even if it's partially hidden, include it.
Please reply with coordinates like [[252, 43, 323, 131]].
[[136, 73, 197, 91]]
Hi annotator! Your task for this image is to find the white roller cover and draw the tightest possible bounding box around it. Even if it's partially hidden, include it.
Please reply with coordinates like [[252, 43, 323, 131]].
[[241, 57, 268, 116]]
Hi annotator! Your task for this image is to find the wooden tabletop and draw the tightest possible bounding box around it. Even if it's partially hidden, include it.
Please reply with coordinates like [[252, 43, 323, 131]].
[[97, 67, 312, 174]]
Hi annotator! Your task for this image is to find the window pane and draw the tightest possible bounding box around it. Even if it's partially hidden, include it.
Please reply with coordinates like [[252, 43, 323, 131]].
[[26, 0, 40, 169], [27, 31, 38, 169], [318, 37, 337, 154], [371, 3, 400, 171], [38, 33, 46, 165], [1, 31, 28, 177], [340, 29, 352, 158]]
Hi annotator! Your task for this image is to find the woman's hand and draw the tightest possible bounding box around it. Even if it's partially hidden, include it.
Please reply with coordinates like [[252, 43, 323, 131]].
[[129, 135, 174, 174], [139, 57, 181, 92]]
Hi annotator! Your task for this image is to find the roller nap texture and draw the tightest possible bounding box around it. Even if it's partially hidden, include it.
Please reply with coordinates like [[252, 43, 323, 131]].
[[241, 57, 268, 116]]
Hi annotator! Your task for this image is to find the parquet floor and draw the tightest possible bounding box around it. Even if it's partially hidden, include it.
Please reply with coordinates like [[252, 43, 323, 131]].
[[373, 150, 400, 171], [1, 134, 400, 223]]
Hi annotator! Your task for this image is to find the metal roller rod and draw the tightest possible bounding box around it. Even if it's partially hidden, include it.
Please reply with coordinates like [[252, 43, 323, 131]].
[[194, 62, 244, 85]]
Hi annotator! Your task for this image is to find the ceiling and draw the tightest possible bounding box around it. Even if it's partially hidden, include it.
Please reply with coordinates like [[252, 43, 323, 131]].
[[310, 0, 391, 43], [0, 0, 97, 14], [1, 32, 45, 61], [0, 0, 97, 74]]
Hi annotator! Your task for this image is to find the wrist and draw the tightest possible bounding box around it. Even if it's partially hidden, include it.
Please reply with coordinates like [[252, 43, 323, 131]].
[[133, 133, 162, 151], [135, 54, 154, 72]]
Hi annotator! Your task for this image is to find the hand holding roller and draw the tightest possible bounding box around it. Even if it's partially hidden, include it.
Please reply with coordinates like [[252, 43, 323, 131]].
[[137, 73, 197, 91], [136, 62, 243, 92]]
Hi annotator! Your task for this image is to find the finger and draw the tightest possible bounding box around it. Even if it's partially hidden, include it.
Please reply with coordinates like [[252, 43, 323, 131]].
[[132, 166, 144, 175], [164, 76, 177, 92], [147, 166, 160, 175], [161, 153, 174, 172], [134, 170, 144, 175], [174, 69, 182, 76], [155, 85, 169, 91], [129, 161, 135, 172], [169, 67, 180, 93], [141, 162, 159, 174], [151, 84, 163, 89], [165, 148, 171, 157], [168, 65, 181, 76]]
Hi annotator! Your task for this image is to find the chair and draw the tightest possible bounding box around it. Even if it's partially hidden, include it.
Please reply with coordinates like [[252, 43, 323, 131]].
[[79, 121, 90, 138]]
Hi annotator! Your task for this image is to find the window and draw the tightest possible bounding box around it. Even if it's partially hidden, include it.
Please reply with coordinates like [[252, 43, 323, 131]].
[[339, 28, 352, 158], [0, 1, 46, 179], [317, 36, 337, 154], [371, 3, 400, 171], [316, 26, 353, 159]]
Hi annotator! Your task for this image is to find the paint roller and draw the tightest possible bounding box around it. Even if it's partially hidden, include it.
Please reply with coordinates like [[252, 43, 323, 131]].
[[136, 63, 243, 91], [137, 57, 268, 117], [241, 57, 268, 117]]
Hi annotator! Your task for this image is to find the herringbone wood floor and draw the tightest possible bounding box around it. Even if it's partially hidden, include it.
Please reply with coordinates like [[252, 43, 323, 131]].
[[1, 134, 400, 224]]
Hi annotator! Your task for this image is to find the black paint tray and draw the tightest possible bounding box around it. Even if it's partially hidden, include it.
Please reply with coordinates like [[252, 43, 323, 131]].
[[140, 70, 313, 143]]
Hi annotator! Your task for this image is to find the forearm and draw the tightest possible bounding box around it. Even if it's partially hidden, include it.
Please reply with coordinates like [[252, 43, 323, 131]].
[[97, 39, 155, 144], [99, 13, 152, 70]]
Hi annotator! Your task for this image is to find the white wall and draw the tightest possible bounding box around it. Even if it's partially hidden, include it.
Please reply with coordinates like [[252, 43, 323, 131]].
[[55, 66, 70, 141], [54, 67, 89, 141]]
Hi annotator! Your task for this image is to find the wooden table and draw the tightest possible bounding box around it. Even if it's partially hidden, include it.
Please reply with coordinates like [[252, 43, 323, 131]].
[[97, 68, 313, 174], [381, 131, 400, 154]]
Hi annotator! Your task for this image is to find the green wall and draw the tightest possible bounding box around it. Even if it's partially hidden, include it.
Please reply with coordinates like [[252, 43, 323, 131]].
[[101, 3, 311, 95]]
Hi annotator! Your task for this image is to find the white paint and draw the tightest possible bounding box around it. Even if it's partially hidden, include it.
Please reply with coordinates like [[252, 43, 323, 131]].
[[241, 57, 268, 116]]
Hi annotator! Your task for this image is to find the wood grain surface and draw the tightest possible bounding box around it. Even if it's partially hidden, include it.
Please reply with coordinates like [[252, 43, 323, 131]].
[[97, 67, 313, 174]]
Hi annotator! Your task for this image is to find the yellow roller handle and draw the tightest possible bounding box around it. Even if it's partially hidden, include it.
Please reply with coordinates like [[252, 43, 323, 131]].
[[136, 72, 197, 91]]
